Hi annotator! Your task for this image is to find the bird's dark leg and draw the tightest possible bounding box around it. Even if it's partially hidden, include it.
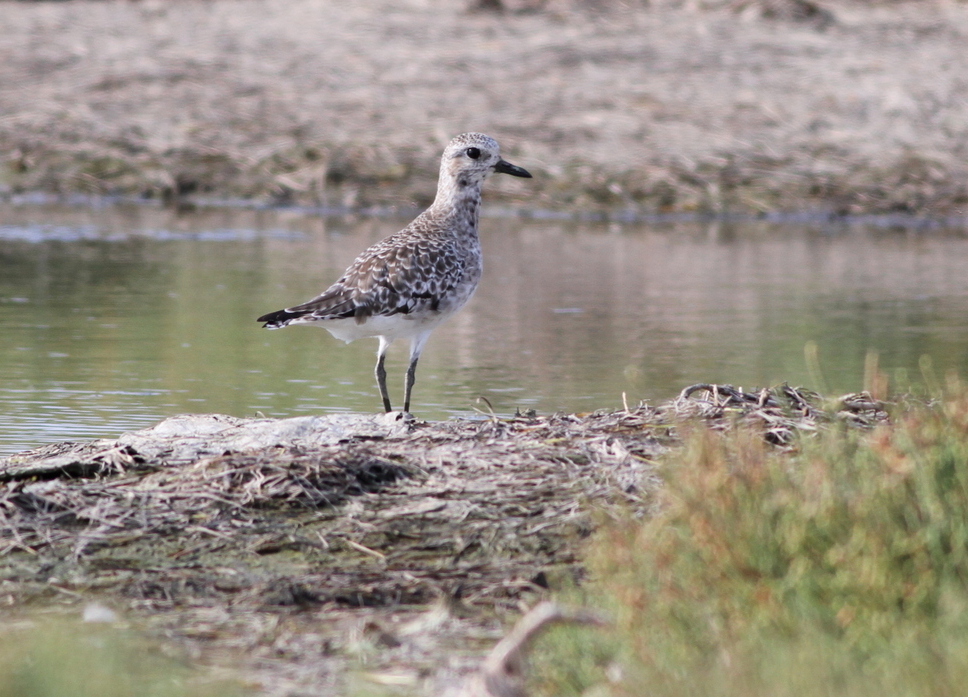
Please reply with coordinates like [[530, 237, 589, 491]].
[[404, 334, 431, 414], [375, 348, 392, 413], [404, 353, 420, 414]]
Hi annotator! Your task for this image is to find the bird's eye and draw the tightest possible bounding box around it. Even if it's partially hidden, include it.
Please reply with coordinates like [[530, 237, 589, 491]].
[[465, 147, 481, 160]]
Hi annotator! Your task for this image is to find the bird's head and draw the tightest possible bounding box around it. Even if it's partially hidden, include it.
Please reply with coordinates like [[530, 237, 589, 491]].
[[439, 133, 532, 191]]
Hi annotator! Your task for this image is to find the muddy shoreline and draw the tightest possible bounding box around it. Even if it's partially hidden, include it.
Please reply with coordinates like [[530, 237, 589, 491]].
[[3, 1, 968, 218], [6, 190, 968, 229]]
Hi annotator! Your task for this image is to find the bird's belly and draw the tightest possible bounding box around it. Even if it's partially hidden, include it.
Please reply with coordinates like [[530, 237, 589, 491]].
[[319, 308, 455, 344]]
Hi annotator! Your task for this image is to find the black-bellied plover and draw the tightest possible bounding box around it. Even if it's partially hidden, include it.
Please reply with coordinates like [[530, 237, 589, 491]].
[[257, 133, 532, 413]]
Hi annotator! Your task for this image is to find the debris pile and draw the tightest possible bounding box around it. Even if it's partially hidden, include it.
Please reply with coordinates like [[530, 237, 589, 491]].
[[0, 386, 891, 695]]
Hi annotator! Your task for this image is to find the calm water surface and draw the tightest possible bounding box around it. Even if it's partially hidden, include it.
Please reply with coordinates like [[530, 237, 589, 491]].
[[2, 202, 968, 455]]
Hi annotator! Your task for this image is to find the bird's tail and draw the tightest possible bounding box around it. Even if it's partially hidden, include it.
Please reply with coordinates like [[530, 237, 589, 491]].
[[257, 308, 312, 329]]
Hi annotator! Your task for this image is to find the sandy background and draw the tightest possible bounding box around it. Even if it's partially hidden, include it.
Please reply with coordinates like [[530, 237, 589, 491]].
[[1, 0, 967, 216]]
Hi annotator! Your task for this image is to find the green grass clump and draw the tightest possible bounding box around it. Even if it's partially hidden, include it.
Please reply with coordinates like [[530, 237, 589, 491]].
[[557, 391, 968, 697]]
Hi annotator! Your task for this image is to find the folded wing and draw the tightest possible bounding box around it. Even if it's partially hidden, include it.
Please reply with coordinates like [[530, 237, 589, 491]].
[[258, 233, 467, 328]]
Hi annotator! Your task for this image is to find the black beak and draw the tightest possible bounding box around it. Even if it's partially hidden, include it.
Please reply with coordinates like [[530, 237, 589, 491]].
[[494, 159, 533, 178]]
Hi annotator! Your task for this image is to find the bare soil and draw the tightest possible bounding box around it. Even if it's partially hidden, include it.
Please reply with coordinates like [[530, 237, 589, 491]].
[[2, 0, 968, 217], [0, 386, 888, 696]]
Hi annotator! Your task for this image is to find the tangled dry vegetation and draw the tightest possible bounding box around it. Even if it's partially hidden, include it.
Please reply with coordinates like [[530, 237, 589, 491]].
[[2, 0, 968, 217], [0, 385, 889, 696]]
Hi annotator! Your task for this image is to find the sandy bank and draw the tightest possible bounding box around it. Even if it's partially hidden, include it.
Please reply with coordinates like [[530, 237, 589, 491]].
[[2, 0, 967, 217]]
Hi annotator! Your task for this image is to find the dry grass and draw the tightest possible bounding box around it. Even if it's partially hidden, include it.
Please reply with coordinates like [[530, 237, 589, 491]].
[[2, 0, 968, 216]]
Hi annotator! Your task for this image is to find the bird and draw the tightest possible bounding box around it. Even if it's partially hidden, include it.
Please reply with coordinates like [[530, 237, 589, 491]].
[[257, 133, 532, 413]]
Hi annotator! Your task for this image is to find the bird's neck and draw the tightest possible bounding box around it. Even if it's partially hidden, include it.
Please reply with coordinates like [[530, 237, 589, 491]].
[[430, 178, 482, 237]]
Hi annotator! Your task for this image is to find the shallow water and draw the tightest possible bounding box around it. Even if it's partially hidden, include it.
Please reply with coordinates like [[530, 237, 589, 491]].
[[2, 201, 968, 455]]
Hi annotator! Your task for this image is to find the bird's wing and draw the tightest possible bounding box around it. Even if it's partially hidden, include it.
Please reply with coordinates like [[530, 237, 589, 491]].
[[285, 232, 468, 323]]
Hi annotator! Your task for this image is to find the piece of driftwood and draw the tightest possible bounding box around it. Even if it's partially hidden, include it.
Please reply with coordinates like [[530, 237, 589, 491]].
[[457, 601, 607, 697]]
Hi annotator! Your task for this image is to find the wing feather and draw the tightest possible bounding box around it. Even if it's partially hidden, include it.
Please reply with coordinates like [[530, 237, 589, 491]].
[[280, 229, 467, 324]]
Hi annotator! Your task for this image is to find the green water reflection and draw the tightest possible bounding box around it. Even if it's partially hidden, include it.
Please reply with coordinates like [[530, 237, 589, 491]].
[[2, 202, 968, 455]]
